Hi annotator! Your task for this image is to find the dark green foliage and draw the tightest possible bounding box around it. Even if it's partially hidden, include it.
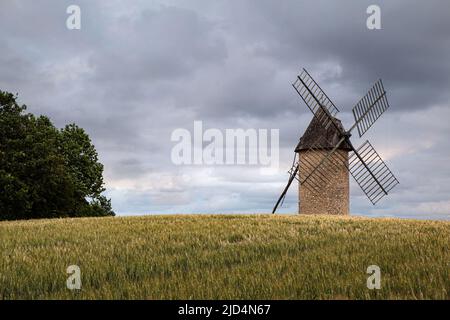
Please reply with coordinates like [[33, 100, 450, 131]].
[[0, 91, 114, 220]]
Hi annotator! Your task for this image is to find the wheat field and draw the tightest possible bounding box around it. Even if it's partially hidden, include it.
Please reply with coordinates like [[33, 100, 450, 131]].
[[0, 214, 448, 299]]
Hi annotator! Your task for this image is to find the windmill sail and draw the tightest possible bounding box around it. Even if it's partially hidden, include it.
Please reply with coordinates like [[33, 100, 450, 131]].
[[351, 79, 389, 138], [349, 140, 399, 204], [292, 68, 339, 129]]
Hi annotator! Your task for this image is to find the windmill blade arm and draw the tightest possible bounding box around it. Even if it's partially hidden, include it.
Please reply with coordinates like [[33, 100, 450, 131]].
[[293, 68, 340, 129], [349, 79, 389, 138], [349, 140, 399, 204]]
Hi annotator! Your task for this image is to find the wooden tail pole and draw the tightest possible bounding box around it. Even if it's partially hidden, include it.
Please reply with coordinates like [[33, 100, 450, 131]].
[[272, 164, 299, 214]]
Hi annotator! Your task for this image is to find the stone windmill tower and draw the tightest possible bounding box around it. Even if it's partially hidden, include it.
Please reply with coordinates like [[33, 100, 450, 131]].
[[272, 68, 399, 215], [294, 114, 352, 215]]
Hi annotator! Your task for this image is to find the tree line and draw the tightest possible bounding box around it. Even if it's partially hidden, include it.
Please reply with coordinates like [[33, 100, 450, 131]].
[[0, 90, 114, 220]]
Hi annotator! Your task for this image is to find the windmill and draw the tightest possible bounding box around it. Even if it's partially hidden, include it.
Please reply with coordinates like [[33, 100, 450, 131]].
[[272, 68, 399, 214]]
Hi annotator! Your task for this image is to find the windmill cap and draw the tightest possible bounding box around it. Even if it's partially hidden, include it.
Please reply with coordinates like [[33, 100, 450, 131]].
[[295, 114, 352, 152]]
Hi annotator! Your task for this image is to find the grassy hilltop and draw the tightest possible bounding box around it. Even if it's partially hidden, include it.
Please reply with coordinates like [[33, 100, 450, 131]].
[[0, 214, 448, 299]]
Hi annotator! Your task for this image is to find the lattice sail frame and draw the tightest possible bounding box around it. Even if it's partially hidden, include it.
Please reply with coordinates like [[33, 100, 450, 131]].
[[293, 68, 340, 129], [349, 141, 399, 204], [351, 79, 389, 138]]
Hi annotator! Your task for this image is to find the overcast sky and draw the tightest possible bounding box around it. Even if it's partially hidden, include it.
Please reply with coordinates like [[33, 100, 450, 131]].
[[1, 0, 449, 219]]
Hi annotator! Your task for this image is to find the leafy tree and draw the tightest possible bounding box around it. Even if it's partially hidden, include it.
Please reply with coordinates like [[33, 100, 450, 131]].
[[0, 90, 114, 220]]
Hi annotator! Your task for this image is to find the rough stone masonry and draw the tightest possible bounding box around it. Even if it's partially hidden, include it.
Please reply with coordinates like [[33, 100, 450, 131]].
[[295, 115, 351, 215]]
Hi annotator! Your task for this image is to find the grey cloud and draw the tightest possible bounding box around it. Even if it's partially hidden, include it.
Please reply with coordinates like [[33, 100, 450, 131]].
[[0, 0, 449, 218]]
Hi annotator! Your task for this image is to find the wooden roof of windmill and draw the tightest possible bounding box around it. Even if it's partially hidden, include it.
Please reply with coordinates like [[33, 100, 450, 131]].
[[295, 113, 352, 152]]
